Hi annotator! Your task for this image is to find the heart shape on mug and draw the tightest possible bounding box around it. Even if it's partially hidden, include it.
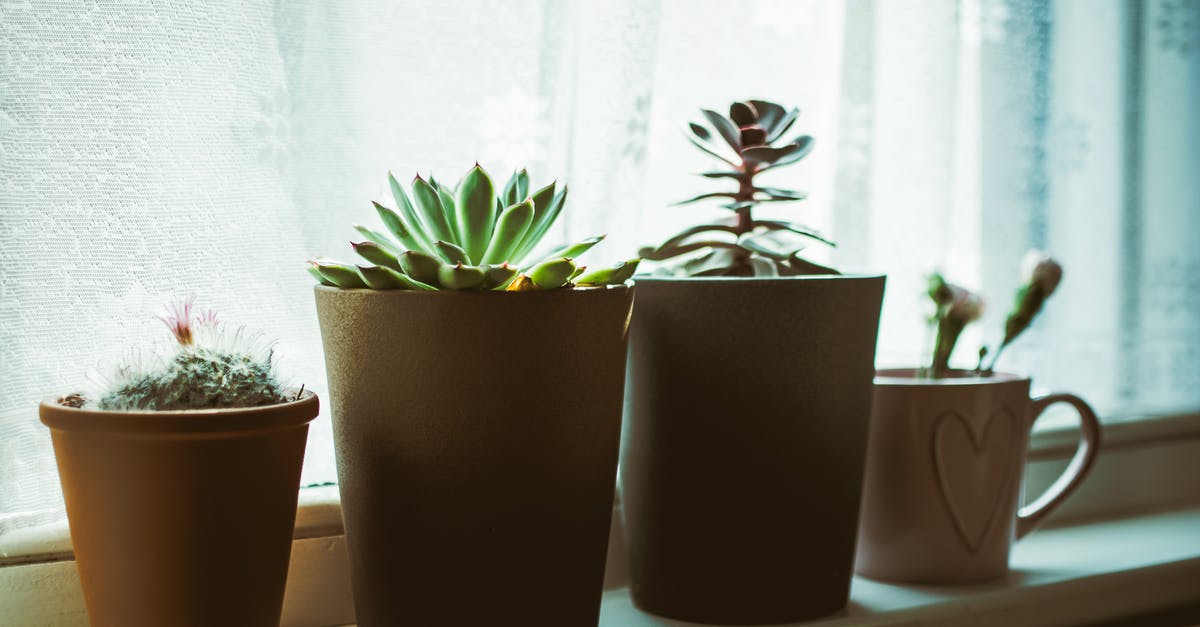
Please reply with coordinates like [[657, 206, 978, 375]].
[[932, 409, 1017, 553]]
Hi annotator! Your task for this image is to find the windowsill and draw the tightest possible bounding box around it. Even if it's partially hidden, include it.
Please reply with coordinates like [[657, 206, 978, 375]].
[[2, 413, 1198, 626], [598, 507, 1200, 626]]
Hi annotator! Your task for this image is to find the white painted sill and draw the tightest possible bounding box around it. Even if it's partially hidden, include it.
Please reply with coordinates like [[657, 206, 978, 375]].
[[1, 413, 1198, 626]]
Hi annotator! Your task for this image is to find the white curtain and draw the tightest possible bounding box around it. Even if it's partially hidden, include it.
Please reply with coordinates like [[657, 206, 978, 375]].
[[2, 0, 1197, 534]]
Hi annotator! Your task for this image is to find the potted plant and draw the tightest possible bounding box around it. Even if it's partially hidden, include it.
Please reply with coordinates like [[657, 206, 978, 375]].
[[857, 253, 1101, 584], [40, 298, 318, 627], [309, 165, 637, 626], [619, 99, 886, 624]]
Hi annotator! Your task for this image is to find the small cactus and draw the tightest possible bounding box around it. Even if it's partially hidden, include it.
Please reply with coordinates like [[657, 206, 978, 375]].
[[92, 298, 291, 411]]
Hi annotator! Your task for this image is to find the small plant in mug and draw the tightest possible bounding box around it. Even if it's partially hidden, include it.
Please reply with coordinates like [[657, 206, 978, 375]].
[[923, 251, 1064, 378], [65, 297, 294, 410], [309, 164, 638, 291]]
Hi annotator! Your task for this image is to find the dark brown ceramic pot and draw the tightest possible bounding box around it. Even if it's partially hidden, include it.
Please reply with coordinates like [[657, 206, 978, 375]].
[[40, 392, 318, 627], [314, 285, 634, 626], [620, 275, 885, 625]]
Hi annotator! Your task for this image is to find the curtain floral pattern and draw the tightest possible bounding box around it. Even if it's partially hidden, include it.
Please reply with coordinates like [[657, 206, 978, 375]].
[[1, 0, 1197, 533]]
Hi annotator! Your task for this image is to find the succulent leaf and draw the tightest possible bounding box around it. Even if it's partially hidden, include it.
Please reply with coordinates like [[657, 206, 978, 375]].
[[307, 266, 336, 286], [757, 136, 815, 170], [374, 202, 433, 254], [684, 129, 737, 166], [412, 175, 459, 245], [312, 261, 368, 288], [752, 220, 836, 247], [747, 99, 786, 132], [353, 225, 403, 254], [701, 109, 741, 152], [438, 263, 486, 290], [388, 172, 435, 245], [674, 191, 739, 206], [483, 263, 519, 289], [512, 185, 568, 264], [768, 107, 801, 143], [729, 101, 758, 127], [398, 250, 443, 285], [352, 241, 402, 270], [481, 200, 535, 265], [455, 165, 498, 264], [528, 258, 577, 290], [435, 240, 471, 265], [748, 254, 779, 277], [575, 258, 640, 286]]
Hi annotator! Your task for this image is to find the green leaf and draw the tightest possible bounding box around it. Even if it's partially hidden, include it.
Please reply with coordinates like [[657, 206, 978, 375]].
[[353, 225, 402, 254], [786, 252, 840, 275], [435, 240, 470, 265], [729, 101, 758, 127], [656, 224, 738, 251], [738, 233, 795, 260], [576, 258, 641, 285], [516, 169, 529, 202], [673, 191, 739, 206], [535, 234, 606, 265], [307, 265, 336, 286], [698, 170, 743, 179], [388, 172, 434, 245], [438, 263, 486, 290], [433, 180, 460, 242], [751, 220, 836, 247], [639, 240, 748, 261], [483, 263, 519, 289], [481, 200, 535, 264], [411, 175, 458, 245], [741, 144, 799, 166], [684, 127, 737, 166], [311, 261, 367, 289], [688, 122, 713, 142], [455, 165, 498, 264], [374, 202, 433, 254], [528, 258, 577, 290], [768, 107, 800, 143], [754, 186, 807, 200], [512, 184, 568, 264], [352, 241, 402, 269], [398, 250, 442, 285], [358, 265, 405, 290], [701, 109, 741, 152]]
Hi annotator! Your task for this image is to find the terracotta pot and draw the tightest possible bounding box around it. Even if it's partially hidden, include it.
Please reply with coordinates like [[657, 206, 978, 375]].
[[314, 285, 634, 626], [620, 275, 886, 624], [856, 369, 1101, 584], [40, 392, 318, 627]]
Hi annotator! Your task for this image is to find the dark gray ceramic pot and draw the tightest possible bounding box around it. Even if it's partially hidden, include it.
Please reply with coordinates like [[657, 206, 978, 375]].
[[620, 275, 885, 624], [314, 285, 634, 627]]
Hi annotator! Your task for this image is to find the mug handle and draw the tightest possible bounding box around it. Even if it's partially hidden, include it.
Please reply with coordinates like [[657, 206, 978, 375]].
[[1016, 393, 1102, 538]]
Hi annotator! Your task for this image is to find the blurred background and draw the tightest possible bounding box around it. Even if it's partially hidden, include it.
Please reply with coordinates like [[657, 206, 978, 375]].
[[1, 0, 1197, 531]]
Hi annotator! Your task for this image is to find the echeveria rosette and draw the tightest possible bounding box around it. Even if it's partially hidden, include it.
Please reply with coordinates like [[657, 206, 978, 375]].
[[926, 273, 986, 378], [639, 99, 837, 277], [309, 165, 637, 291]]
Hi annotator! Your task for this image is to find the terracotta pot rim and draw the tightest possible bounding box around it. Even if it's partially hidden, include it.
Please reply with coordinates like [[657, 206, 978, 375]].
[[314, 282, 631, 297], [874, 368, 1028, 386], [39, 390, 319, 436], [631, 274, 885, 284]]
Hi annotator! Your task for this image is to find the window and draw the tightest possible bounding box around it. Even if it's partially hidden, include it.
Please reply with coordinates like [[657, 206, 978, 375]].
[[1, 0, 1197, 540]]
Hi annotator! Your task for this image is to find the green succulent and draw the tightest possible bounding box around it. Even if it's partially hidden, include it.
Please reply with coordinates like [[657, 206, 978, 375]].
[[640, 99, 837, 277], [309, 165, 638, 291]]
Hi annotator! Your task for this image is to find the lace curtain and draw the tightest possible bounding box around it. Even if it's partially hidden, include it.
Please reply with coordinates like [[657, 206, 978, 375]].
[[2, 0, 1197, 533]]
